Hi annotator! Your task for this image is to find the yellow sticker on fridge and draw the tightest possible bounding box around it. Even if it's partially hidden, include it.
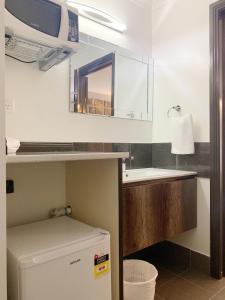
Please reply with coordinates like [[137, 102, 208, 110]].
[[94, 254, 110, 278]]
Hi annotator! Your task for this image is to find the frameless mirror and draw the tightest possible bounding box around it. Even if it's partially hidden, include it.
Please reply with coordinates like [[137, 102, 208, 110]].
[[70, 33, 154, 121]]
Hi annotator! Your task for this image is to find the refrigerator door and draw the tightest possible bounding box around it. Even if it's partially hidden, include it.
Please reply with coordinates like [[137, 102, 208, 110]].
[[19, 235, 111, 300]]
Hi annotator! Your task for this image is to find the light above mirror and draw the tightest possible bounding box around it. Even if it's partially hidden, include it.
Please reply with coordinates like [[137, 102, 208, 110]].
[[66, 1, 127, 33]]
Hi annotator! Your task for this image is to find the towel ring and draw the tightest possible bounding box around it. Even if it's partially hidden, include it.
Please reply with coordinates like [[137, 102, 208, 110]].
[[167, 105, 181, 118]]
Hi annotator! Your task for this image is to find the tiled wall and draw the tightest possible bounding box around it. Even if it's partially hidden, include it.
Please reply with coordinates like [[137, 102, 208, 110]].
[[18, 142, 210, 178], [152, 143, 210, 178]]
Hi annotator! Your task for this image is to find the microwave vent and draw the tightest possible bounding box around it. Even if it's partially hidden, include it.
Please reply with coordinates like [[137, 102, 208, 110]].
[[5, 34, 53, 63], [5, 33, 75, 71]]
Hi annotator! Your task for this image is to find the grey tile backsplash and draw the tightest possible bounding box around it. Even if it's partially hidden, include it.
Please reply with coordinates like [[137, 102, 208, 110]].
[[130, 144, 152, 169], [18, 142, 210, 178], [152, 143, 210, 178], [18, 142, 74, 153]]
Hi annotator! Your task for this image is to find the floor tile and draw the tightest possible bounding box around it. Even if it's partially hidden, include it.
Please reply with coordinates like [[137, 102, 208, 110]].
[[155, 294, 165, 300], [211, 295, 225, 300], [157, 277, 212, 300], [181, 269, 225, 296], [156, 266, 177, 287], [156, 261, 189, 275], [211, 287, 225, 299]]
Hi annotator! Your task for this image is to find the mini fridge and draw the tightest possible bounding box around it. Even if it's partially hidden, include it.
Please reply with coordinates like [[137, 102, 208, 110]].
[[7, 216, 112, 300]]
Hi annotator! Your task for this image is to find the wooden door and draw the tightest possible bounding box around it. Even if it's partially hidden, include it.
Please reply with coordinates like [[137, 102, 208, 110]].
[[122, 183, 164, 256], [163, 178, 197, 239], [0, 0, 7, 298]]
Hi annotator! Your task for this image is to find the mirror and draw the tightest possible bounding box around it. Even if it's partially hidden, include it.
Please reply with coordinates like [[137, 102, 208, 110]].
[[70, 33, 153, 121]]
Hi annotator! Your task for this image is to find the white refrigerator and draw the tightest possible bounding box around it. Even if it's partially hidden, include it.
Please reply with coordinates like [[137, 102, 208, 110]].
[[7, 216, 112, 300]]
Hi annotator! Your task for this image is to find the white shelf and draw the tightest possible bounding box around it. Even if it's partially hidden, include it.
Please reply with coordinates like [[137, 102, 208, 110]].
[[6, 152, 129, 164]]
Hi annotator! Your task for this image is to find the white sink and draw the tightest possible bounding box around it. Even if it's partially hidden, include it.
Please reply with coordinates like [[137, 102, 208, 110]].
[[123, 168, 197, 183]]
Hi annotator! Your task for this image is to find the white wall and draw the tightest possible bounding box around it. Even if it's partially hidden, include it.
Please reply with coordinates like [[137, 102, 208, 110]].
[[0, 0, 7, 298], [152, 0, 217, 256], [152, 0, 212, 143], [7, 163, 66, 227], [172, 178, 210, 256], [5, 0, 153, 143]]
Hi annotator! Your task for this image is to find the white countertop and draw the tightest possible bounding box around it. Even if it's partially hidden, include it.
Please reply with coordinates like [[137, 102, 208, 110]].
[[123, 168, 197, 183], [6, 152, 129, 164]]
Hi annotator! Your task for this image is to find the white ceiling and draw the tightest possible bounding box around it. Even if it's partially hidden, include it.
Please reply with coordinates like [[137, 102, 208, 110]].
[[152, 0, 169, 10], [63, 0, 152, 9], [128, 0, 151, 8]]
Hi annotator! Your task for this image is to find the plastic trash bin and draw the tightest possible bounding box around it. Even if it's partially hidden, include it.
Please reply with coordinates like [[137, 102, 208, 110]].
[[124, 260, 158, 300]]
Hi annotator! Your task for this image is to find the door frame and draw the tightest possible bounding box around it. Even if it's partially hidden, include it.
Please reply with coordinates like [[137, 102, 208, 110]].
[[0, 0, 6, 298], [210, 0, 225, 279]]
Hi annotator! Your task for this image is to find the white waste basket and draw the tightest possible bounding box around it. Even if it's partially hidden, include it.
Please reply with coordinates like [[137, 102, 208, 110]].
[[124, 260, 158, 300]]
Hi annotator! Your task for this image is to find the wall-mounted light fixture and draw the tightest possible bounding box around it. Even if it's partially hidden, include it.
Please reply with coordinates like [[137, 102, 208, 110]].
[[66, 1, 127, 33]]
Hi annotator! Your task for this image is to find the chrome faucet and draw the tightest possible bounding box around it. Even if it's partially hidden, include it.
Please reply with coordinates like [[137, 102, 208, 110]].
[[122, 156, 135, 171], [122, 158, 126, 171]]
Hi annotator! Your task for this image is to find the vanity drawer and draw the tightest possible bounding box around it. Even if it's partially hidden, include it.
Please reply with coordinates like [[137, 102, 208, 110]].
[[164, 178, 197, 239], [122, 184, 164, 256], [122, 176, 197, 256]]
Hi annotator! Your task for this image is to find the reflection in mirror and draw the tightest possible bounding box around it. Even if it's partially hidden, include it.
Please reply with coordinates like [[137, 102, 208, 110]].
[[73, 53, 114, 116], [114, 54, 148, 120], [87, 66, 112, 116], [70, 33, 153, 121]]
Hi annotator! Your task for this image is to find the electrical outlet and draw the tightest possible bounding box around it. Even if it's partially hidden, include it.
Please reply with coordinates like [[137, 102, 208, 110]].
[[6, 180, 14, 194]]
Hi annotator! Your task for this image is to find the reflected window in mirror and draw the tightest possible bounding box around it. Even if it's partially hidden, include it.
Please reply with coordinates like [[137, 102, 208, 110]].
[[73, 53, 115, 117]]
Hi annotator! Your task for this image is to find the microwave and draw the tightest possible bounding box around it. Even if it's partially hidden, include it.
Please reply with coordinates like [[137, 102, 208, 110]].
[[5, 0, 79, 43]]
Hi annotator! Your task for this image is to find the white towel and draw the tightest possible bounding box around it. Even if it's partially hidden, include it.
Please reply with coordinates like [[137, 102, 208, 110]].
[[6, 137, 20, 154], [170, 114, 195, 155]]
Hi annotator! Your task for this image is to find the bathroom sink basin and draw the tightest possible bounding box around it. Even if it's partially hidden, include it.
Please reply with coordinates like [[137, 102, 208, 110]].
[[123, 168, 197, 183]]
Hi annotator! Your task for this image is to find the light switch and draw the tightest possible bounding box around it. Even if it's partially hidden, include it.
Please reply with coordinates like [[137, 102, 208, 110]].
[[5, 99, 15, 113]]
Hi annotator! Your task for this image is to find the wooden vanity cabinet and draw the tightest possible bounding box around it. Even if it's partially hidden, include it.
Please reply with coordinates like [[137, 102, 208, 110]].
[[122, 176, 197, 256], [164, 178, 197, 239], [122, 184, 164, 256]]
